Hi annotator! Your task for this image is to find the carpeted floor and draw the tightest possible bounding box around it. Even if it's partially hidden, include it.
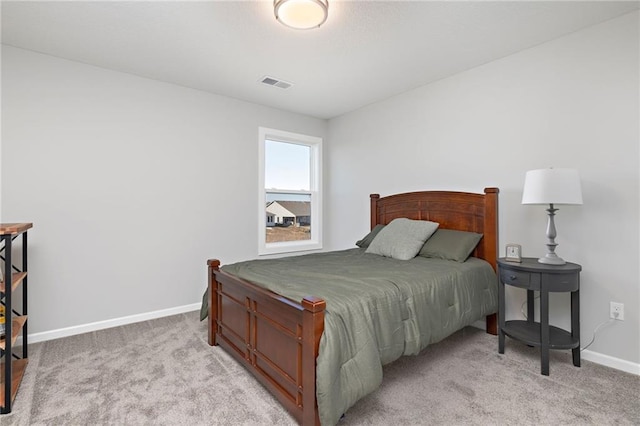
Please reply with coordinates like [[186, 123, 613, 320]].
[[3, 311, 639, 425]]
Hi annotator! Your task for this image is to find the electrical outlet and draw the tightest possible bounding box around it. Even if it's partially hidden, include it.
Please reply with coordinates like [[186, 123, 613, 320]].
[[610, 302, 624, 321]]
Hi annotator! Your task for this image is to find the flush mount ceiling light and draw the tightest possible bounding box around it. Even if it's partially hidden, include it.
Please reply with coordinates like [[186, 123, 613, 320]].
[[274, 0, 328, 30]]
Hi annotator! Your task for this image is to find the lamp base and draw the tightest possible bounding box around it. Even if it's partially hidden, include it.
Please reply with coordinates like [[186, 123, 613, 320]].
[[538, 203, 567, 265], [538, 253, 566, 265]]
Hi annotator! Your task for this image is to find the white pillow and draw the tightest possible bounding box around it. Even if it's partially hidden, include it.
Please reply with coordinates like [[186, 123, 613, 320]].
[[366, 218, 439, 260]]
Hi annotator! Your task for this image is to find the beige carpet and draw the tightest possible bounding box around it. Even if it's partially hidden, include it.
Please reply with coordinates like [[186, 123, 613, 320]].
[[3, 311, 639, 425]]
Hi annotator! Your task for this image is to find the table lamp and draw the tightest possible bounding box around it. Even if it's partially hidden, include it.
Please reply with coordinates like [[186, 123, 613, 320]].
[[522, 168, 583, 265]]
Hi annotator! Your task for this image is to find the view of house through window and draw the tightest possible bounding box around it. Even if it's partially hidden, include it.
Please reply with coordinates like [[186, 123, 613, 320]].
[[265, 140, 312, 243], [259, 128, 322, 255], [266, 193, 312, 243]]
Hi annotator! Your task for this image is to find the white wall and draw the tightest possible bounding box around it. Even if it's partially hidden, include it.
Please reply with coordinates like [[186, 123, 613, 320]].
[[1, 46, 326, 335], [2, 11, 638, 371], [327, 12, 639, 367]]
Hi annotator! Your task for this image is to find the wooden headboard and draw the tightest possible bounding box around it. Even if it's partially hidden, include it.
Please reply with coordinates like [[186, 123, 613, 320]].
[[370, 188, 499, 271]]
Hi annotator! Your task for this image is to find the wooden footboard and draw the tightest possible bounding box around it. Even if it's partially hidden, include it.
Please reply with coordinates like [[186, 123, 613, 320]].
[[207, 259, 324, 426]]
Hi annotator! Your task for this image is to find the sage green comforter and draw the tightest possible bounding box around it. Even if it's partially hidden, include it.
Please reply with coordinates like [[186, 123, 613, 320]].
[[219, 248, 497, 425]]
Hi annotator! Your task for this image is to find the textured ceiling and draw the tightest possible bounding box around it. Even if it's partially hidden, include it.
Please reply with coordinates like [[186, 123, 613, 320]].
[[2, 1, 638, 119]]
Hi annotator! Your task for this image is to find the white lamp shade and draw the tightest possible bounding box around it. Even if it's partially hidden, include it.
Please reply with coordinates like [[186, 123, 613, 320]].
[[274, 0, 328, 30], [522, 168, 583, 205]]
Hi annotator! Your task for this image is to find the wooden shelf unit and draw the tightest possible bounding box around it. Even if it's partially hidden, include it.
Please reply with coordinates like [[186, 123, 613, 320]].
[[0, 316, 28, 351], [0, 222, 32, 414], [0, 272, 27, 294], [0, 359, 28, 410]]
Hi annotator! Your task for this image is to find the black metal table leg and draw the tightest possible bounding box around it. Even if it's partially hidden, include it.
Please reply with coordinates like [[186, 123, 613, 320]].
[[571, 289, 581, 367], [498, 277, 505, 354], [540, 280, 550, 376]]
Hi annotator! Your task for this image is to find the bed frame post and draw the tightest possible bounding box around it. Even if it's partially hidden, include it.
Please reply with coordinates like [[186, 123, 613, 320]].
[[301, 296, 326, 426], [207, 259, 221, 346], [482, 187, 499, 272], [370, 194, 380, 230], [483, 187, 499, 335]]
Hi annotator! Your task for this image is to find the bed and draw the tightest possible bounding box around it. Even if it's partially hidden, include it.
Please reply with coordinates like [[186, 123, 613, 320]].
[[206, 188, 499, 425]]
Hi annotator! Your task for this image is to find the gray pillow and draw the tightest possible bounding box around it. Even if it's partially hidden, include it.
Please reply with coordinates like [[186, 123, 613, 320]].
[[418, 229, 483, 262], [366, 218, 439, 260], [356, 224, 385, 248]]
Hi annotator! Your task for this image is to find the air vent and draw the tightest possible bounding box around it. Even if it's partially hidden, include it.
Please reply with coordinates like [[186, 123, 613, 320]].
[[260, 76, 293, 89]]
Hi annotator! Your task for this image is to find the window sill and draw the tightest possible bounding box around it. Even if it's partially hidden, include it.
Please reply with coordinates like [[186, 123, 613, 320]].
[[259, 240, 322, 256]]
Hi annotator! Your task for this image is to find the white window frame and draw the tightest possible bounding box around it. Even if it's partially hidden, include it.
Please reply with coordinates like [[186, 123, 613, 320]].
[[259, 127, 322, 255]]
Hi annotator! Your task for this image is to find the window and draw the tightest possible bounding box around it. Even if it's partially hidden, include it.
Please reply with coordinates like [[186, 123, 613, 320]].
[[259, 127, 322, 255]]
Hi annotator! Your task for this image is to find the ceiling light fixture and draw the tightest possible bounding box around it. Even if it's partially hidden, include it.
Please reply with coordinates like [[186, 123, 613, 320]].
[[274, 0, 328, 30]]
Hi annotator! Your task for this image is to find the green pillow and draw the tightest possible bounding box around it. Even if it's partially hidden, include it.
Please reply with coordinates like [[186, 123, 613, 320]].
[[356, 224, 386, 248], [366, 218, 439, 260], [418, 229, 483, 262]]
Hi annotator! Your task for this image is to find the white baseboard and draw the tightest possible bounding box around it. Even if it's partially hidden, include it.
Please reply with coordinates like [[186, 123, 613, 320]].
[[471, 321, 639, 376], [26, 303, 201, 344], [20, 309, 640, 376], [582, 349, 640, 376]]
